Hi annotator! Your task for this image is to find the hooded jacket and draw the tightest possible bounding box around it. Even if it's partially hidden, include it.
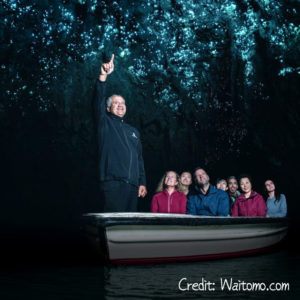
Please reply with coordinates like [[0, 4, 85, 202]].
[[151, 190, 187, 214], [93, 80, 146, 187], [231, 190, 267, 217], [186, 185, 230, 216]]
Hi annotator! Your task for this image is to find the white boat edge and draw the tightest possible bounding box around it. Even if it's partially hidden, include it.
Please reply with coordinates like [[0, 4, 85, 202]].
[[82, 213, 289, 264]]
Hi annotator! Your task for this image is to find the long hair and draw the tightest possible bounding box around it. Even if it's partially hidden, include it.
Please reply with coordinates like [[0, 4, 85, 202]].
[[156, 170, 182, 193], [264, 179, 281, 202]]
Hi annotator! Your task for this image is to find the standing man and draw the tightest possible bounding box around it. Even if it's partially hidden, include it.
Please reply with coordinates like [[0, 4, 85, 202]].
[[93, 54, 147, 212], [187, 168, 229, 216]]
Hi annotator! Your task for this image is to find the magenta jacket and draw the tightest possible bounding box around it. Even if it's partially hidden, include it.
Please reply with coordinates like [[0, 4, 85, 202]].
[[151, 190, 187, 214], [231, 190, 267, 217]]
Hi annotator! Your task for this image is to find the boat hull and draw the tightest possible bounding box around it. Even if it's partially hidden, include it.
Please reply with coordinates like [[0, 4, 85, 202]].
[[82, 213, 288, 264]]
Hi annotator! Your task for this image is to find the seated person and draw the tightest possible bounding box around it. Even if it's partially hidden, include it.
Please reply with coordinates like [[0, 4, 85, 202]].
[[216, 178, 228, 191], [151, 171, 187, 214], [227, 176, 240, 212], [264, 179, 287, 217], [187, 168, 229, 216], [179, 171, 192, 196], [231, 175, 266, 217]]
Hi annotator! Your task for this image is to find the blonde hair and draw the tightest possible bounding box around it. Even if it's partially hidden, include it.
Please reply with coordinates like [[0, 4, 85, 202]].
[[156, 170, 183, 193]]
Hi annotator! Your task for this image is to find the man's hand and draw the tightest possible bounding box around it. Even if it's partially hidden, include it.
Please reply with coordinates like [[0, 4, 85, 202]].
[[138, 185, 147, 198], [99, 54, 114, 82]]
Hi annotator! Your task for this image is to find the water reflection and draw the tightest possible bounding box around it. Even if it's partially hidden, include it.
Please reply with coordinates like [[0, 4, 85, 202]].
[[104, 250, 299, 299], [0, 250, 298, 299]]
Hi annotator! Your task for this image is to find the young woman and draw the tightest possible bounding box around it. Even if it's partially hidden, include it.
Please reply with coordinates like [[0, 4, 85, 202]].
[[179, 171, 192, 196], [264, 179, 287, 217], [231, 175, 267, 217], [151, 171, 187, 214]]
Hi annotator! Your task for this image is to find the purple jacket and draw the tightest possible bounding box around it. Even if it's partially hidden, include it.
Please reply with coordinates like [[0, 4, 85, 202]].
[[231, 190, 267, 217], [151, 190, 187, 214]]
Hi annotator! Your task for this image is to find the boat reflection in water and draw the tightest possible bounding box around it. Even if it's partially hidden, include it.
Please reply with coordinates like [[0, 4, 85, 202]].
[[82, 213, 288, 264]]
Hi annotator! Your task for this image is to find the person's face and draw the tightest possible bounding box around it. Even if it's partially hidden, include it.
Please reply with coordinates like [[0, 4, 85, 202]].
[[180, 172, 192, 186], [195, 169, 210, 186], [164, 172, 178, 188], [240, 178, 252, 194], [228, 178, 238, 194], [265, 180, 275, 192], [107, 96, 126, 118], [217, 180, 228, 191]]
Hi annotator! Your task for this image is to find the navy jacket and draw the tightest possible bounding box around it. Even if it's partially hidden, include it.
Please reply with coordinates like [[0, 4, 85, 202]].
[[93, 80, 146, 187], [187, 185, 230, 216]]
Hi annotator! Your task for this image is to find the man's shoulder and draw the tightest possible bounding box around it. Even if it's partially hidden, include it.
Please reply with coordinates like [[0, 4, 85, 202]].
[[210, 186, 229, 198], [187, 189, 198, 201], [280, 194, 286, 201]]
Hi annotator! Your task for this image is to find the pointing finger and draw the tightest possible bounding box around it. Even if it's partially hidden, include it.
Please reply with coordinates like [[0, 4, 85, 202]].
[[110, 54, 114, 63]]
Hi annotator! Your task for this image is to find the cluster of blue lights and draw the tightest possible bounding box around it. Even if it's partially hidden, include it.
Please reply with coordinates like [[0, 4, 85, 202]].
[[1, 0, 299, 112]]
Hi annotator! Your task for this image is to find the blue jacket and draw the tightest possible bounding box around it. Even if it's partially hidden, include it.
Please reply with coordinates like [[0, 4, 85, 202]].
[[187, 185, 230, 216]]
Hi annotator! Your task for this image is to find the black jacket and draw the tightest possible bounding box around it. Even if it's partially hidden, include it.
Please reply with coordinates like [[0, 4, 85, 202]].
[[93, 80, 146, 187]]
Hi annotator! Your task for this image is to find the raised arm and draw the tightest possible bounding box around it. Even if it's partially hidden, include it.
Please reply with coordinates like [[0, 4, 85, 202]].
[[99, 54, 114, 82], [93, 54, 115, 127]]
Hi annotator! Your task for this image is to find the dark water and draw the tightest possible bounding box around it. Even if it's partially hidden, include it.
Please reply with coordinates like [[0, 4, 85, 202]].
[[1, 244, 299, 300]]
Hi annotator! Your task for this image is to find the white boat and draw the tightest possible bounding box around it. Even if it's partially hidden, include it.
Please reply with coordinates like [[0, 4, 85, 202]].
[[82, 213, 288, 264]]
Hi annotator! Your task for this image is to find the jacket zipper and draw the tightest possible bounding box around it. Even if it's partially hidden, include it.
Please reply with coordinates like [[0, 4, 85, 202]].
[[122, 122, 132, 181]]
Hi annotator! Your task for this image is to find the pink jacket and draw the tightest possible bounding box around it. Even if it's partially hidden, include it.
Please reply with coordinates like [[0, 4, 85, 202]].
[[151, 190, 187, 214], [231, 190, 267, 217]]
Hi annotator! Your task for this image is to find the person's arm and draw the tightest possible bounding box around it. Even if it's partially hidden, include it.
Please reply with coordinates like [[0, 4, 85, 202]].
[[278, 194, 287, 217], [186, 195, 196, 215], [257, 194, 267, 217], [93, 54, 114, 127], [231, 199, 239, 216], [137, 139, 147, 198], [273, 194, 287, 217], [151, 194, 159, 212], [99, 54, 114, 82], [181, 194, 187, 214], [217, 192, 230, 216]]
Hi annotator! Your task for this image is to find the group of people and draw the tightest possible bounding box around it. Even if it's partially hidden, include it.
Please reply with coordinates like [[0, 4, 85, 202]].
[[151, 168, 287, 218], [94, 55, 287, 218]]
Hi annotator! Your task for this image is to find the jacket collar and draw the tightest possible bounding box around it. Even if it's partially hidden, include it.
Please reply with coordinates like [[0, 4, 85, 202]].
[[163, 189, 179, 196], [108, 112, 124, 122], [195, 184, 217, 195], [239, 190, 257, 201]]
